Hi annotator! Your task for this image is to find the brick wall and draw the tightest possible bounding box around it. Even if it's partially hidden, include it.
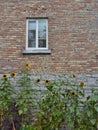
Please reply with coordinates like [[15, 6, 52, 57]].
[[0, 0, 98, 74]]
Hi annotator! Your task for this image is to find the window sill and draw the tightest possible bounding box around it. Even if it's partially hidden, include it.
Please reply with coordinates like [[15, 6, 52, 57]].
[[22, 49, 51, 54]]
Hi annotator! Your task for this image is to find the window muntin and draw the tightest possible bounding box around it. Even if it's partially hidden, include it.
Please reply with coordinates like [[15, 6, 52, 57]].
[[26, 19, 48, 50]]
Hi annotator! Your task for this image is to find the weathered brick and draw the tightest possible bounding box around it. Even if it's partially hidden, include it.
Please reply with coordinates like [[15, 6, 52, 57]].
[[0, 0, 98, 74]]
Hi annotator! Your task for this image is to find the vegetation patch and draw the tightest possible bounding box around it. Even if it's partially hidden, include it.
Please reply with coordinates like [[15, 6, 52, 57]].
[[0, 63, 98, 130]]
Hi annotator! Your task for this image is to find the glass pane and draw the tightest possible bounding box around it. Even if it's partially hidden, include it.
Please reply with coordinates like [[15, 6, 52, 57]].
[[28, 21, 36, 47], [28, 21, 36, 30], [28, 40, 36, 48], [38, 20, 47, 47], [28, 30, 36, 40], [38, 39, 46, 48], [28, 30, 36, 47], [28, 20, 36, 48]]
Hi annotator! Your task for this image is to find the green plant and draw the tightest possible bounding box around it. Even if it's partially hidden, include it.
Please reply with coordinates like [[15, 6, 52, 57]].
[[33, 81, 65, 130], [0, 73, 15, 125], [20, 124, 34, 130], [15, 63, 34, 125], [0, 66, 98, 130], [33, 74, 98, 130], [83, 88, 98, 130]]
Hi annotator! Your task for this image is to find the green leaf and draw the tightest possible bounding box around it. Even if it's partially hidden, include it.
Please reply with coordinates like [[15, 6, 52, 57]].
[[87, 110, 92, 117], [24, 107, 28, 112], [54, 109, 62, 117], [91, 95, 98, 101], [90, 119, 96, 125], [69, 106, 74, 113], [68, 121, 74, 127], [76, 108, 81, 115], [18, 110, 23, 115], [20, 125, 26, 130], [94, 104, 98, 112]]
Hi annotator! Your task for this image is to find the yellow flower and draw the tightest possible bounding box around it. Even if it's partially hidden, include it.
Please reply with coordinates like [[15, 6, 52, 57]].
[[36, 78, 40, 83], [2, 74, 7, 78], [73, 74, 76, 78], [80, 81, 85, 87], [45, 79, 50, 84], [10, 72, 16, 77], [25, 62, 30, 67], [71, 92, 76, 96], [2, 74, 8, 80]]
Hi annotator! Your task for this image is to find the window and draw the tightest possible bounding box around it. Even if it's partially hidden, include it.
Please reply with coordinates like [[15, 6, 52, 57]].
[[22, 18, 51, 54], [27, 18, 48, 48]]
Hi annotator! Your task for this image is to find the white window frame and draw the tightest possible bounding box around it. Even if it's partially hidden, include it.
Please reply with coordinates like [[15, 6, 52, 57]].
[[26, 19, 48, 50]]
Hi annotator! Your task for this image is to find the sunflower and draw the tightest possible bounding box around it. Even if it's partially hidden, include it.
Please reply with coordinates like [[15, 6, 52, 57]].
[[73, 74, 76, 78], [2, 74, 7, 78], [10, 72, 16, 77], [71, 92, 76, 96], [25, 62, 30, 67], [2, 74, 8, 80], [36, 78, 40, 83], [45, 79, 50, 84], [80, 81, 85, 87]]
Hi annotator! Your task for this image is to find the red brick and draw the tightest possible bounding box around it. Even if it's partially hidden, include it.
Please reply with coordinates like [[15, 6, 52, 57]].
[[0, 0, 98, 74]]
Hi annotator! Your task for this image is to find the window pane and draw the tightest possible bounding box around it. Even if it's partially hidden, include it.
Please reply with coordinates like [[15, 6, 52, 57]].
[[38, 39, 46, 48], [28, 30, 36, 40], [28, 40, 36, 47], [28, 21, 36, 30], [38, 20, 47, 48], [28, 21, 36, 48]]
